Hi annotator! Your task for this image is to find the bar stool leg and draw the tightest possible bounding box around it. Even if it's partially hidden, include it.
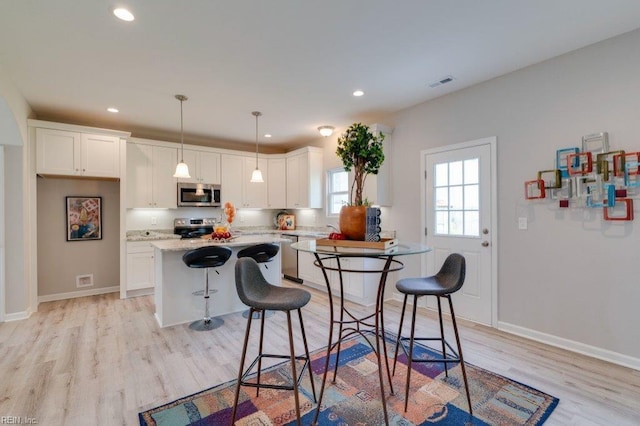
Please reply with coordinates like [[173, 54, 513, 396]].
[[231, 308, 255, 424], [436, 296, 449, 377], [393, 293, 409, 375], [255, 309, 267, 397], [190, 268, 224, 331], [404, 294, 419, 412], [297, 308, 317, 402], [448, 295, 473, 415], [286, 310, 302, 426]]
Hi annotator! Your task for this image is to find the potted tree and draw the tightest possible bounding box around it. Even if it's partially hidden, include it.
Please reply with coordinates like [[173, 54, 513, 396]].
[[335, 122, 385, 240]]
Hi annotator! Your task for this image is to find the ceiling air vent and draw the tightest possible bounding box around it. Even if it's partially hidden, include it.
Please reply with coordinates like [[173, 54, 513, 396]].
[[429, 75, 455, 88]]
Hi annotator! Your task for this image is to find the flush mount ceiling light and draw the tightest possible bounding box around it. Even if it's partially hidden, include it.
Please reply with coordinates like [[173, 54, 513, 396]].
[[173, 94, 191, 179], [318, 126, 335, 137], [353, 90, 364, 97], [107, 107, 119, 113], [113, 7, 135, 21], [250, 111, 264, 183]]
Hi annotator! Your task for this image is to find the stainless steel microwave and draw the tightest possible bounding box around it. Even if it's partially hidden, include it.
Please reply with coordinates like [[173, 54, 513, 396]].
[[177, 183, 222, 207]]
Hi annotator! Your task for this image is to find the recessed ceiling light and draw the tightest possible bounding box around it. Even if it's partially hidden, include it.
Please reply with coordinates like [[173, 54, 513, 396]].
[[353, 90, 364, 97], [107, 107, 119, 113], [113, 8, 135, 22], [264, 134, 272, 138]]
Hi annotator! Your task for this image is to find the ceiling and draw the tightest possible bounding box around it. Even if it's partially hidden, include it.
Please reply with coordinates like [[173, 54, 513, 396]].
[[2, 1, 640, 151]]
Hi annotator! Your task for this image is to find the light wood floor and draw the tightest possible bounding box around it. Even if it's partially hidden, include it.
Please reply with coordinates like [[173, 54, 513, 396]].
[[1, 282, 639, 426]]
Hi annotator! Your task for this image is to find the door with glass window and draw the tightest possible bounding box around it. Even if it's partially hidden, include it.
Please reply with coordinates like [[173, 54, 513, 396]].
[[423, 138, 495, 325]]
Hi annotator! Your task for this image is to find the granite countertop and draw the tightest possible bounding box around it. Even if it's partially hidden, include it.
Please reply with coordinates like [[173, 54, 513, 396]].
[[151, 234, 291, 251], [126, 229, 181, 241]]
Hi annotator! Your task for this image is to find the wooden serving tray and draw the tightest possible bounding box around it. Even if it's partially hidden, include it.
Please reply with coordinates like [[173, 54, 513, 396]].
[[315, 238, 398, 249]]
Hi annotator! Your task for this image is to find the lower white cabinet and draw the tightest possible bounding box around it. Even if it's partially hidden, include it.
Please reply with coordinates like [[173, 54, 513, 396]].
[[126, 241, 155, 291]]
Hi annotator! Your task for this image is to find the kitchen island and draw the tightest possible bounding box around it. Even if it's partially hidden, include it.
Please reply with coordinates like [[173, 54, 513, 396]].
[[151, 235, 289, 328]]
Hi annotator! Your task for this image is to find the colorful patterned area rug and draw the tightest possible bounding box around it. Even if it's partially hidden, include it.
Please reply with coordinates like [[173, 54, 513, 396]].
[[139, 335, 559, 425]]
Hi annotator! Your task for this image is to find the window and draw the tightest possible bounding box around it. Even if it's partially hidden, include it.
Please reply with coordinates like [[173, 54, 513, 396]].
[[327, 167, 349, 215], [434, 158, 480, 236]]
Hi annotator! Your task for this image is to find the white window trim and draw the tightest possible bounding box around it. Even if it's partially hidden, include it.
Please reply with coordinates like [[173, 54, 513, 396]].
[[327, 167, 349, 217]]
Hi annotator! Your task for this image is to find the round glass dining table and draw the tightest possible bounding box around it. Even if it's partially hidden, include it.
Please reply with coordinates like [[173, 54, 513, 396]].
[[290, 239, 431, 425]]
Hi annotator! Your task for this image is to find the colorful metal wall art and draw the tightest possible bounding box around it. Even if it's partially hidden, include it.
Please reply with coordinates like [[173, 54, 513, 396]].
[[525, 132, 637, 221]]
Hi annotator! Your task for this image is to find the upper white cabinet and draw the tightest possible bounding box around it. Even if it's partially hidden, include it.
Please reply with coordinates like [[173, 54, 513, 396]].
[[36, 128, 121, 178], [362, 124, 393, 206], [286, 147, 323, 209], [177, 148, 221, 184], [220, 153, 268, 208], [267, 157, 287, 208], [243, 156, 268, 208], [127, 142, 177, 208]]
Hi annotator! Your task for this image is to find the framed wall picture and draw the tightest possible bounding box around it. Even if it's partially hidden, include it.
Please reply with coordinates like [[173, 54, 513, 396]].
[[66, 196, 102, 241]]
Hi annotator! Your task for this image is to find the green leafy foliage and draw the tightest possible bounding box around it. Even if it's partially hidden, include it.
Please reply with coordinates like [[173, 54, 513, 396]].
[[336, 123, 385, 206]]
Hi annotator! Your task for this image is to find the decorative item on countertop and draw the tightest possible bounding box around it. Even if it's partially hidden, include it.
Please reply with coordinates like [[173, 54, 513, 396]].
[[524, 131, 635, 221], [336, 122, 385, 240], [365, 207, 382, 242], [274, 210, 290, 229], [281, 214, 295, 230]]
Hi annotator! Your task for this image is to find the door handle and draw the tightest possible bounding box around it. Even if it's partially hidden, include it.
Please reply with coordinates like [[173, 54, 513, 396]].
[[481, 241, 489, 247]]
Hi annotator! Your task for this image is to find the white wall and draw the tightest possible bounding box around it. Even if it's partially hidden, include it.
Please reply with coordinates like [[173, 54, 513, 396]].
[[386, 28, 640, 362], [0, 69, 32, 318]]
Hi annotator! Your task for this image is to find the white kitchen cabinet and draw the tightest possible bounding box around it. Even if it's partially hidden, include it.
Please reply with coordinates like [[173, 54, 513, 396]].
[[177, 148, 221, 184], [220, 153, 268, 208], [126, 241, 155, 291], [286, 147, 323, 209], [36, 128, 120, 178], [243, 156, 268, 207], [127, 142, 177, 208], [267, 157, 286, 208]]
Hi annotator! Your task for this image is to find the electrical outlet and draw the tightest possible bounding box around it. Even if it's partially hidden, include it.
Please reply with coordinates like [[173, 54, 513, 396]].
[[518, 217, 528, 230], [240, 214, 245, 223], [312, 213, 317, 223], [151, 216, 157, 225]]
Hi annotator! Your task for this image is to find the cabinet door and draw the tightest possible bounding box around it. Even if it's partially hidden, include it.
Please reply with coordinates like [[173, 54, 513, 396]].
[[81, 133, 120, 178], [126, 249, 155, 290], [36, 128, 81, 176], [243, 156, 268, 208], [267, 158, 286, 208], [199, 151, 221, 184], [151, 145, 178, 208], [126, 143, 153, 208], [286, 154, 302, 208], [176, 149, 199, 184], [220, 154, 244, 207]]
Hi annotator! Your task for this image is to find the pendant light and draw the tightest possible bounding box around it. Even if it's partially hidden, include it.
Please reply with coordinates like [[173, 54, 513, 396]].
[[173, 94, 191, 179], [250, 111, 264, 183]]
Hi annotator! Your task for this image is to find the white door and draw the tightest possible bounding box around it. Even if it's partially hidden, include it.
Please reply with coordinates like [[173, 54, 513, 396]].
[[422, 137, 496, 326]]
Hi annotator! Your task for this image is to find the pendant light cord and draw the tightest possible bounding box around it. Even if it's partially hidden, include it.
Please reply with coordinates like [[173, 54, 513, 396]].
[[252, 111, 262, 168]]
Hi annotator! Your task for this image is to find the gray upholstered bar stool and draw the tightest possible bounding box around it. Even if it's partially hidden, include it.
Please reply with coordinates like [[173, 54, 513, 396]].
[[392, 253, 473, 415], [237, 243, 279, 319], [182, 246, 232, 331], [231, 257, 316, 425]]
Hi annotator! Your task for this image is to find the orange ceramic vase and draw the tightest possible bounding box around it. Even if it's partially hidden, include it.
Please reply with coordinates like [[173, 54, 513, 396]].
[[339, 205, 367, 241]]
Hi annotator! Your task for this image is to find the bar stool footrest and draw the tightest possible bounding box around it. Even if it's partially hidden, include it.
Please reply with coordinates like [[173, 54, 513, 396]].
[[192, 289, 218, 296], [398, 336, 460, 364], [239, 353, 310, 391]]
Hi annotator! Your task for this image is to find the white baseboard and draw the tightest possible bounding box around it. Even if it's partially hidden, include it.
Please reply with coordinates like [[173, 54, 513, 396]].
[[38, 286, 120, 303], [498, 321, 640, 371], [4, 310, 31, 322], [125, 287, 154, 298]]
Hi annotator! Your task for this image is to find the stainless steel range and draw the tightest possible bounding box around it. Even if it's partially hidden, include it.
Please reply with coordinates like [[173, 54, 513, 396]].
[[173, 218, 217, 239]]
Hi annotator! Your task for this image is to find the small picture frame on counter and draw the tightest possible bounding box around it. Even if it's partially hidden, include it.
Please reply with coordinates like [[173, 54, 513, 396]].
[[282, 214, 296, 230]]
